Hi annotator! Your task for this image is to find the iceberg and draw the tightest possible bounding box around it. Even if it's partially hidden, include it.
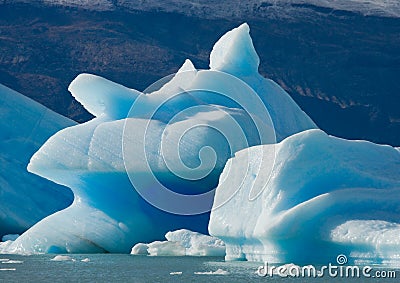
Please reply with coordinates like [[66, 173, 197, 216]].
[[50, 255, 74, 262], [209, 129, 400, 264], [5, 23, 316, 254], [131, 243, 150, 256], [194, 269, 230, 275], [0, 84, 74, 238], [0, 240, 13, 253], [165, 229, 225, 256], [147, 241, 186, 257], [131, 229, 225, 256]]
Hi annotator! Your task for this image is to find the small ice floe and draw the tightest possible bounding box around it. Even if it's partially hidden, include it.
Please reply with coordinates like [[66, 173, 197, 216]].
[[50, 255, 74, 261], [0, 259, 10, 262], [194, 268, 230, 275], [169, 271, 183, 275], [131, 243, 149, 255], [1, 260, 23, 264], [81, 258, 90, 262], [131, 229, 226, 257], [0, 268, 16, 271], [147, 241, 186, 256], [165, 229, 225, 256]]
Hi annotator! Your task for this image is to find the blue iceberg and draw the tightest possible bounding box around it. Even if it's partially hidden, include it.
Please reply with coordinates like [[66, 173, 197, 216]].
[[5, 23, 316, 254], [209, 129, 400, 265], [4, 22, 398, 265], [0, 84, 74, 238]]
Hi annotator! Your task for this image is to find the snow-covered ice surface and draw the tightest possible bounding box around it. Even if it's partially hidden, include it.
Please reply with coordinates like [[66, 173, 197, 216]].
[[209, 129, 400, 265], [131, 229, 225, 257], [0, 84, 74, 238], [5, 23, 316, 255]]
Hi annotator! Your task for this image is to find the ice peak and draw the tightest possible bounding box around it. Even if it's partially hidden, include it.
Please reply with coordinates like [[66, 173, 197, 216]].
[[210, 23, 260, 76], [147, 59, 197, 96], [68, 73, 140, 119], [178, 59, 196, 73]]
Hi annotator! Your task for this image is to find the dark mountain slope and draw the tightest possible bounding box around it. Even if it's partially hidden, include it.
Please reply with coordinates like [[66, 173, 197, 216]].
[[0, 3, 399, 145]]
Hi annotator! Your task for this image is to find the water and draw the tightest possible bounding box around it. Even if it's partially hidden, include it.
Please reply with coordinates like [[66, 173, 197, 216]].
[[0, 254, 398, 282]]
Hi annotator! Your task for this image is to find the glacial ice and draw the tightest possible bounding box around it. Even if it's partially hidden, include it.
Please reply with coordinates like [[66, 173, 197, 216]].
[[194, 269, 230, 275], [50, 255, 74, 261], [1, 259, 23, 264], [165, 229, 225, 256], [209, 129, 400, 264], [0, 84, 74, 238], [5, 23, 317, 254], [0, 240, 13, 253], [6, 21, 397, 264], [147, 241, 186, 257], [131, 243, 150, 255], [131, 229, 225, 256]]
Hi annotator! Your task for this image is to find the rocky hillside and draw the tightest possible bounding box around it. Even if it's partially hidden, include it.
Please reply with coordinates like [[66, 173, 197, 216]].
[[0, 2, 399, 145]]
